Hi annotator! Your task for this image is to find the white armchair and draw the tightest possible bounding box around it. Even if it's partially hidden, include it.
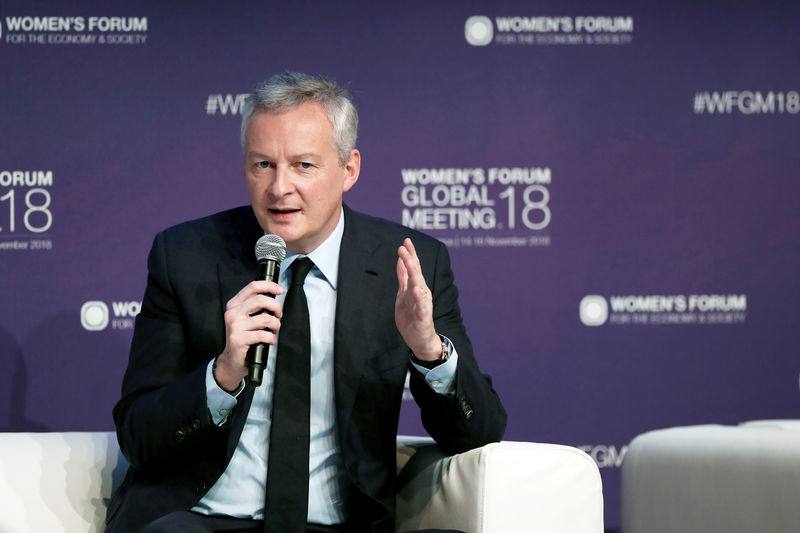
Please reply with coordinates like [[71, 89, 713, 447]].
[[621, 421, 800, 533], [0, 432, 603, 532]]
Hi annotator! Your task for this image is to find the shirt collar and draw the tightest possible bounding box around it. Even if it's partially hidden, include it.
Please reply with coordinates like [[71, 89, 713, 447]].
[[282, 208, 343, 290]]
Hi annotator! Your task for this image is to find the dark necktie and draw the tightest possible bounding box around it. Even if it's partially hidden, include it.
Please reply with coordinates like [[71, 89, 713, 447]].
[[264, 257, 314, 533]]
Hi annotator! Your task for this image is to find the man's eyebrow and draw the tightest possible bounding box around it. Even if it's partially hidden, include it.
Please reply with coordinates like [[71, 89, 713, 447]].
[[290, 152, 321, 161], [246, 150, 272, 160]]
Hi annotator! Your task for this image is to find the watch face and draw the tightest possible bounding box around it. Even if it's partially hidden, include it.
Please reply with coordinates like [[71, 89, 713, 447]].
[[441, 335, 452, 360]]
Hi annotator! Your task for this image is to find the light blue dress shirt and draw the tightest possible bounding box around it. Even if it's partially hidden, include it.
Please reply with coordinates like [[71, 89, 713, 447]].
[[193, 209, 458, 523]]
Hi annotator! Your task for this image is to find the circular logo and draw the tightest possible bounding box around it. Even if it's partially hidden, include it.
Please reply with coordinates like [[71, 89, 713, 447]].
[[579, 295, 608, 327], [465, 16, 493, 46], [80, 300, 110, 331]]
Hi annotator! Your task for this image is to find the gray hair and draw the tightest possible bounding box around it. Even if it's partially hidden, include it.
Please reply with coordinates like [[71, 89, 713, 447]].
[[240, 72, 359, 166]]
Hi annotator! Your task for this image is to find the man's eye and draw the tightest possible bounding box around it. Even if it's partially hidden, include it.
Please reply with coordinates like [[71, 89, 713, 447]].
[[257, 161, 271, 169], [299, 162, 312, 169]]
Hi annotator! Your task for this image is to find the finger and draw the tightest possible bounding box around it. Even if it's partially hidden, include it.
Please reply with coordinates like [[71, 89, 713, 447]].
[[248, 311, 282, 333], [403, 238, 423, 270], [241, 329, 278, 347], [228, 312, 281, 346], [228, 291, 284, 319], [227, 280, 284, 308], [225, 304, 282, 344], [403, 237, 417, 258], [227, 331, 278, 360], [250, 293, 283, 318], [232, 294, 283, 320], [399, 240, 427, 294], [396, 254, 408, 294], [226, 308, 266, 337]]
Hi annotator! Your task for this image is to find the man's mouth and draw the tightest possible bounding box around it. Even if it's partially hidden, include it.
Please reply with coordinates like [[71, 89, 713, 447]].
[[269, 207, 301, 216]]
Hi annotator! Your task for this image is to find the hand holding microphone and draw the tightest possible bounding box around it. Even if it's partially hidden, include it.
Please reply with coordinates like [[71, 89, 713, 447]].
[[215, 234, 286, 390], [245, 234, 287, 385]]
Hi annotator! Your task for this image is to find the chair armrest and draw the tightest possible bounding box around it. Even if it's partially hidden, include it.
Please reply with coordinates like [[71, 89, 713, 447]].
[[739, 419, 800, 431], [622, 424, 800, 533], [0, 431, 126, 533], [395, 439, 604, 533]]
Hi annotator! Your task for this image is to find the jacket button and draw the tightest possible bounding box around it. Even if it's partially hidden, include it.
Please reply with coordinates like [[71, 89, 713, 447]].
[[176, 430, 185, 440], [192, 419, 201, 430]]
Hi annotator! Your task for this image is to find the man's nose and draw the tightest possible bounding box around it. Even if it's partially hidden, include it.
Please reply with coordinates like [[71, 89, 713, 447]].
[[269, 165, 292, 196]]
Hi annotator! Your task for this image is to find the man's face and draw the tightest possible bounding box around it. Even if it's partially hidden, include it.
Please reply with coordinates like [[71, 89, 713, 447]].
[[244, 101, 360, 254]]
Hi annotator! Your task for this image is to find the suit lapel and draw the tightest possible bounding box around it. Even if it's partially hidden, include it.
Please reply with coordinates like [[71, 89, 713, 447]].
[[333, 206, 396, 441], [216, 207, 263, 452], [218, 208, 264, 308]]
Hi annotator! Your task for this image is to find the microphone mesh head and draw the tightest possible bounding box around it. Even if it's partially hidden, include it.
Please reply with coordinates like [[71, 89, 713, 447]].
[[255, 234, 287, 262]]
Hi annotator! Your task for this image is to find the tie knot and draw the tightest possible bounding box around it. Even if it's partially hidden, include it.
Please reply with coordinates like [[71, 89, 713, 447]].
[[290, 257, 315, 286]]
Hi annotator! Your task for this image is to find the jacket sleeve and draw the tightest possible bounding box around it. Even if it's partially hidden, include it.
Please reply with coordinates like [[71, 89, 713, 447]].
[[408, 240, 507, 454], [112, 230, 230, 470]]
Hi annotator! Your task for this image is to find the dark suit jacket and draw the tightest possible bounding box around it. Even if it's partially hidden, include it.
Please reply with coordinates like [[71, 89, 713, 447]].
[[106, 204, 506, 532]]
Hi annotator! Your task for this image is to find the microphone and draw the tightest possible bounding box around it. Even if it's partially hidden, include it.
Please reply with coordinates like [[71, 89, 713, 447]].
[[246, 234, 287, 386]]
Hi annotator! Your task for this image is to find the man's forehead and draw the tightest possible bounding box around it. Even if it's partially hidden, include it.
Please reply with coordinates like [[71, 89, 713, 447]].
[[245, 148, 322, 161], [245, 103, 336, 154], [248, 104, 332, 136]]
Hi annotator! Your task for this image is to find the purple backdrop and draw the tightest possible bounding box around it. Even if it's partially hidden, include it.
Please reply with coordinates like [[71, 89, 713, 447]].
[[2, 1, 799, 530]]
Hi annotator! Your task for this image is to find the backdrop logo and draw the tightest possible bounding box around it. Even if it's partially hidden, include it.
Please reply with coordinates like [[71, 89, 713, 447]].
[[0, 169, 54, 252], [693, 91, 799, 115], [80, 300, 141, 331], [468, 15, 634, 46], [80, 301, 109, 331], [2, 15, 148, 45], [579, 295, 608, 326], [205, 93, 249, 116], [580, 293, 747, 326], [398, 166, 553, 249], [465, 16, 493, 46], [577, 444, 629, 468]]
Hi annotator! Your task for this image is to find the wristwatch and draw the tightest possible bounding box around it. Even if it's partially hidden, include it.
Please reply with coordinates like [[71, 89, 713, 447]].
[[410, 335, 452, 369]]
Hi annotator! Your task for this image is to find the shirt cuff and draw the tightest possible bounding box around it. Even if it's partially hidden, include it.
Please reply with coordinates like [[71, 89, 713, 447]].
[[410, 338, 458, 395], [205, 359, 242, 425]]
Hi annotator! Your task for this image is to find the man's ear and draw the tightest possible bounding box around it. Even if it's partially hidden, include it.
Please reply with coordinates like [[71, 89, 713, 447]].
[[342, 149, 360, 192]]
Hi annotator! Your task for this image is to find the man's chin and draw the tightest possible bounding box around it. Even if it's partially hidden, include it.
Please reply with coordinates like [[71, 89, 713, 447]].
[[258, 224, 302, 252], [256, 210, 293, 233], [262, 225, 294, 242]]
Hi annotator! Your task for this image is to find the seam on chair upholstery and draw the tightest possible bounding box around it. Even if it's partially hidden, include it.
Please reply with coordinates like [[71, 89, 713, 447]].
[[477, 443, 494, 532]]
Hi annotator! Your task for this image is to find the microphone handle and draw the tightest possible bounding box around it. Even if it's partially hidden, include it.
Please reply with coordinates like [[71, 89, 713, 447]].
[[246, 259, 280, 386]]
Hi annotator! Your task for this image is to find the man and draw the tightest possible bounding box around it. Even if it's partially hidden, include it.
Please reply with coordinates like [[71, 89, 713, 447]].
[[107, 72, 506, 532]]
